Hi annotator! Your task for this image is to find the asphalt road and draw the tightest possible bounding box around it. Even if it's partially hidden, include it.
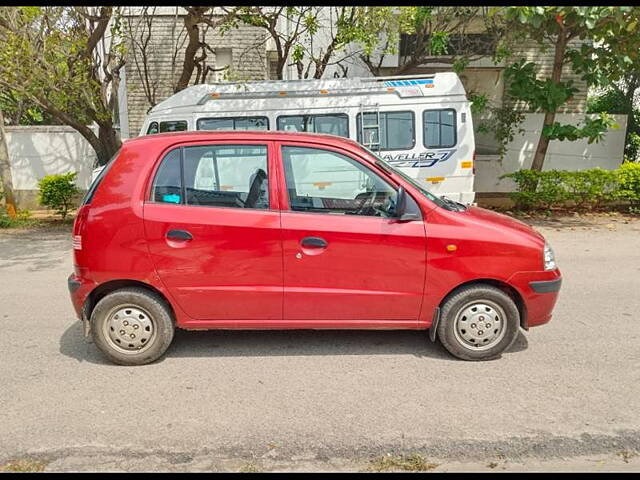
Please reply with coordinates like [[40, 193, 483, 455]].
[[1, 215, 639, 472]]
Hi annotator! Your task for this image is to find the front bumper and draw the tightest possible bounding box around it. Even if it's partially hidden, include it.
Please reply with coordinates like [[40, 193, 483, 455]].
[[529, 277, 562, 294], [508, 269, 562, 329]]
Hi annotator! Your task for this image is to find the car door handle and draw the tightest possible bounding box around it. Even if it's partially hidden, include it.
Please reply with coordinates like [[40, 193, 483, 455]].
[[166, 229, 193, 241], [301, 236, 327, 248]]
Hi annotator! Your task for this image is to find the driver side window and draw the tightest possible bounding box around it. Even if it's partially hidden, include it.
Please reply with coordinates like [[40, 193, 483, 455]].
[[281, 146, 397, 217]]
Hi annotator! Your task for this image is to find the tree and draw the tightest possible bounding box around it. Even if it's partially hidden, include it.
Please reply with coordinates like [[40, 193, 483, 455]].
[[221, 6, 319, 80], [0, 7, 125, 165], [359, 7, 506, 76], [587, 84, 640, 162], [123, 7, 242, 111], [292, 7, 390, 80], [503, 7, 640, 171], [0, 109, 17, 219]]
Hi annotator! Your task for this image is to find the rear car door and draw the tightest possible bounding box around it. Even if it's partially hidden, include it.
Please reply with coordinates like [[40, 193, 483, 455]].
[[277, 142, 427, 323], [143, 140, 283, 321]]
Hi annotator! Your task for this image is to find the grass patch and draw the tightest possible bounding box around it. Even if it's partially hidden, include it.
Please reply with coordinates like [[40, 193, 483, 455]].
[[237, 462, 261, 473], [617, 450, 637, 463], [0, 457, 49, 472], [368, 453, 439, 472]]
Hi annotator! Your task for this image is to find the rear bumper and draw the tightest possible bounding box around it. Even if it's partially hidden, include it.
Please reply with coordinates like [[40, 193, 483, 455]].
[[68, 272, 95, 321], [508, 269, 562, 329]]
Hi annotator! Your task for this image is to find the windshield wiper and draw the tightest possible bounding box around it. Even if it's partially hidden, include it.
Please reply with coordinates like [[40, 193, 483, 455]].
[[440, 195, 467, 212]]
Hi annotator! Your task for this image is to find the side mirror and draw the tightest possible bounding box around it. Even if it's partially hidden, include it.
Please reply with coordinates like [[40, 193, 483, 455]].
[[395, 186, 419, 222]]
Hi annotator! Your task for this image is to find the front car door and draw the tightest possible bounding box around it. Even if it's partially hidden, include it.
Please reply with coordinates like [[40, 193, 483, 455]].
[[143, 140, 283, 323], [277, 142, 427, 325]]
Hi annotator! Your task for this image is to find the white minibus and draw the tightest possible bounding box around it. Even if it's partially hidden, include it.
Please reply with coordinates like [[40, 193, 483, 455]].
[[140, 73, 475, 203]]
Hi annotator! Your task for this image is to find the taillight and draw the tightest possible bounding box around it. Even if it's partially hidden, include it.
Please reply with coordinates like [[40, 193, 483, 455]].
[[73, 205, 90, 250], [72, 235, 82, 250], [472, 151, 476, 175]]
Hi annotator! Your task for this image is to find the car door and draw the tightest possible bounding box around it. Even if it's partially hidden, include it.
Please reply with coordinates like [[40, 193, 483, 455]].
[[143, 140, 283, 321], [277, 142, 427, 323]]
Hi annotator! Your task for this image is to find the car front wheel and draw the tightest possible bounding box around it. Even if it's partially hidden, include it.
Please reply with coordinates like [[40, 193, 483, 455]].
[[436, 284, 520, 361], [90, 287, 175, 366]]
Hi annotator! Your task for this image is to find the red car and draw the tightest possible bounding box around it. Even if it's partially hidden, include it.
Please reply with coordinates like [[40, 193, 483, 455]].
[[68, 131, 561, 365]]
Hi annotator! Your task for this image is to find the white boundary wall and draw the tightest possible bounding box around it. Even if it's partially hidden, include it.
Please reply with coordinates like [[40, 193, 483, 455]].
[[5, 125, 96, 192], [474, 113, 628, 193]]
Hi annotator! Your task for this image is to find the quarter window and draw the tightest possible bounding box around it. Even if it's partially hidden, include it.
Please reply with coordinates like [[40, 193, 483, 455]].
[[356, 111, 415, 151], [281, 146, 397, 218], [197, 116, 269, 131], [423, 109, 456, 148], [277, 114, 349, 138]]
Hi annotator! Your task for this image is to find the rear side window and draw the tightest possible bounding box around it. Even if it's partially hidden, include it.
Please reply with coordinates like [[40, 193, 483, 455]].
[[277, 114, 349, 138], [81, 149, 120, 205], [356, 111, 415, 151], [197, 116, 269, 131], [147, 120, 188, 134], [423, 109, 456, 148], [150, 145, 269, 210]]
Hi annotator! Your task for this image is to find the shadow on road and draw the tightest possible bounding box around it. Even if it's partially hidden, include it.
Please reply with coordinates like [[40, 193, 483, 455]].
[[59, 320, 528, 365]]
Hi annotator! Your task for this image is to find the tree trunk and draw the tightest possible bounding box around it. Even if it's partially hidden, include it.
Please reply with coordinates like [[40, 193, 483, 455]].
[[175, 9, 202, 93], [0, 110, 17, 219], [530, 31, 567, 172], [97, 122, 121, 165]]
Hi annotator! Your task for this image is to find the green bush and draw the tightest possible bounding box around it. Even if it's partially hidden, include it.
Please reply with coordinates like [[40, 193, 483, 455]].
[[501, 169, 571, 211], [38, 172, 80, 220], [616, 162, 640, 207], [563, 168, 618, 210], [501, 167, 621, 212]]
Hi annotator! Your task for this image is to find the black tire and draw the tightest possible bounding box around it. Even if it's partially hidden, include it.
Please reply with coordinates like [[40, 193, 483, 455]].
[[90, 287, 175, 366], [436, 284, 520, 361]]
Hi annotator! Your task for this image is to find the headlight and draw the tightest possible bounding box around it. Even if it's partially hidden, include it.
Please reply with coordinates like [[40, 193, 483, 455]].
[[543, 242, 556, 271]]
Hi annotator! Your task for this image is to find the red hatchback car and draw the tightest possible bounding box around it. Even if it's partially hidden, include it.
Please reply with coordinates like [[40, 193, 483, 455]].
[[68, 131, 561, 365]]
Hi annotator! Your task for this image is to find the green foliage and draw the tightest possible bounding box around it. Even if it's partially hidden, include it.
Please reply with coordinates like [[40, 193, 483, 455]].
[[543, 114, 618, 143], [0, 196, 35, 228], [469, 92, 526, 158], [501, 167, 626, 211], [616, 162, 640, 206], [588, 88, 640, 161], [504, 59, 578, 113], [37, 172, 79, 220], [587, 89, 630, 115]]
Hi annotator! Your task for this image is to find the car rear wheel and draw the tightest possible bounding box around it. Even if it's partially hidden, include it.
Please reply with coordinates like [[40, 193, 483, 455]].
[[436, 284, 520, 361], [90, 287, 175, 365]]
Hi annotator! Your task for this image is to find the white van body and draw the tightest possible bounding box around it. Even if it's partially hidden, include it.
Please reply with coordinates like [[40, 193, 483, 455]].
[[140, 73, 475, 203]]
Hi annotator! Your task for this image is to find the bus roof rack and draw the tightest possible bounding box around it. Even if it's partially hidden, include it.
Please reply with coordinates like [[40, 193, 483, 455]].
[[149, 72, 465, 113]]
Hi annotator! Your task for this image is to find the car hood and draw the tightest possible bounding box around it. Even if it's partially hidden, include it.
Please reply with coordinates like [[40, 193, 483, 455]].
[[463, 206, 544, 242]]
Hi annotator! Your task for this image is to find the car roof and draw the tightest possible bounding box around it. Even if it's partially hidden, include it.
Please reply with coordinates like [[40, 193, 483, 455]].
[[124, 130, 364, 151]]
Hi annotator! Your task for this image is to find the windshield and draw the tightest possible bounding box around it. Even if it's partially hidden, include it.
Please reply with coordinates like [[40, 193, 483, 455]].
[[360, 145, 449, 209]]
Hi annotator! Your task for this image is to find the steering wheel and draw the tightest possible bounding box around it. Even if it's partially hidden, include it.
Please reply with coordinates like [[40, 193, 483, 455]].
[[354, 190, 377, 216]]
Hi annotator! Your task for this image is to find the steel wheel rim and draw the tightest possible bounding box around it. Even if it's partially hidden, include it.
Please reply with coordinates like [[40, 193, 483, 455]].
[[453, 299, 507, 351], [102, 304, 157, 355]]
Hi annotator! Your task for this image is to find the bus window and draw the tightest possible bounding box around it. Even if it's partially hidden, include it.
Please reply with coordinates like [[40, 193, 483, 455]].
[[148, 120, 188, 135], [276, 114, 349, 138], [423, 109, 456, 148], [197, 116, 269, 131], [356, 111, 415, 151]]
